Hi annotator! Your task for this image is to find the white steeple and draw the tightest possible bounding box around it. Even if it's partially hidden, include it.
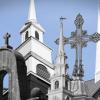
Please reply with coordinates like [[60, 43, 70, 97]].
[[17, 0, 53, 78], [20, 0, 45, 43], [55, 17, 67, 75], [28, 0, 37, 22], [56, 18, 66, 64], [95, 4, 100, 83], [48, 18, 71, 100]]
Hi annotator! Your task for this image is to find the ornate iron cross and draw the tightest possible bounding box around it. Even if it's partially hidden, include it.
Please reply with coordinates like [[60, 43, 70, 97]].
[[56, 14, 100, 78], [65, 14, 100, 78]]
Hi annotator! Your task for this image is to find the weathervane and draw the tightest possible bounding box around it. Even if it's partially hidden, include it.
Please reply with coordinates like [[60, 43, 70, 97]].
[[60, 16, 66, 21]]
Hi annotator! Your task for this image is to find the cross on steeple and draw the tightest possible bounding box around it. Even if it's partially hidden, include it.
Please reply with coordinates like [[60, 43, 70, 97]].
[[3, 33, 12, 49]]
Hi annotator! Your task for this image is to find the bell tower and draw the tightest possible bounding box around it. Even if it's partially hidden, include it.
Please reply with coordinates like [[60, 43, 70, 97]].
[[20, 0, 45, 43], [16, 0, 54, 85]]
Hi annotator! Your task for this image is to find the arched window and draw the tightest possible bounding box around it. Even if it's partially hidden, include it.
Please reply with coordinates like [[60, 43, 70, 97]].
[[55, 81, 59, 89], [3, 73, 9, 97], [0, 70, 8, 99], [36, 64, 50, 81], [3, 74, 9, 89], [25, 31, 29, 40], [35, 31, 39, 40]]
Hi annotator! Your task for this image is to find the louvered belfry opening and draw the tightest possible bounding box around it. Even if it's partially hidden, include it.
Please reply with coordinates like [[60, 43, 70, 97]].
[[36, 64, 50, 81]]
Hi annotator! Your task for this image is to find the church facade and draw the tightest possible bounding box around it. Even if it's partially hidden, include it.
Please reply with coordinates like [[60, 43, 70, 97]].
[[0, 0, 100, 100]]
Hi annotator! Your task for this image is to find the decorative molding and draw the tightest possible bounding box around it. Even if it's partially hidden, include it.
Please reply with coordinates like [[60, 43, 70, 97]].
[[74, 14, 84, 29]]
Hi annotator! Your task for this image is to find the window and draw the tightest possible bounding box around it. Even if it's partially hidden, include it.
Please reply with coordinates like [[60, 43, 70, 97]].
[[65, 80, 68, 90], [25, 31, 29, 40], [55, 81, 59, 89], [35, 31, 39, 40], [36, 64, 50, 81], [0, 70, 8, 99], [65, 96, 70, 100], [3, 74, 9, 89]]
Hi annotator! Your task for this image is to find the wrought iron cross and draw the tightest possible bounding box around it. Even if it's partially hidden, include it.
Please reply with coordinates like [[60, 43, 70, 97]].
[[55, 14, 100, 78], [64, 14, 100, 78]]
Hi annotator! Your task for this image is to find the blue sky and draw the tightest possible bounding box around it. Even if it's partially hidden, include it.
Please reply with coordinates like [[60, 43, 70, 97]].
[[0, 0, 99, 87]]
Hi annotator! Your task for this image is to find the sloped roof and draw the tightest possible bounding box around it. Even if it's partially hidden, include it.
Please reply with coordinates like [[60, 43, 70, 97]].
[[85, 79, 100, 97], [20, 21, 45, 34]]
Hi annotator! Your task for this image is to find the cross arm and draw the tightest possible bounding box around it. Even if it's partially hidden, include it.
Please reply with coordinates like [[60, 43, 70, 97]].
[[55, 32, 100, 48], [89, 32, 100, 43], [64, 32, 100, 48], [81, 32, 100, 43]]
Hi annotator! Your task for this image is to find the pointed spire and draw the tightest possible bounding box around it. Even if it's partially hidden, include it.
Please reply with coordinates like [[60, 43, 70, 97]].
[[97, 4, 100, 33], [28, 0, 37, 22], [56, 17, 66, 64], [95, 4, 100, 83]]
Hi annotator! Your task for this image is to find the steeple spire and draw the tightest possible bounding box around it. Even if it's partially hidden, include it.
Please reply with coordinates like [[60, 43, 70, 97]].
[[48, 18, 70, 100], [95, 4, 100, 83], [56, 17, 66, 64], [97, 4, 100, 32], [28, 0, 37, 22]]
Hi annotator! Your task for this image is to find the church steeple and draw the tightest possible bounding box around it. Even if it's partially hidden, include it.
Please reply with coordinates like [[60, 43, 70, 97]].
[[20, 0, 45, 43], [28, 0, 37, 22], [55, 17, 67, 75], [56, 17, 66, 65], [17, 0, 53, 78], [48, 18, 70, 100]]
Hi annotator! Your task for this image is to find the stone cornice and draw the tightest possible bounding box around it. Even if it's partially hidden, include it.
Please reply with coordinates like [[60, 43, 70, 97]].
[[16, 36, 52, 52], [24, 51, 54, 69]]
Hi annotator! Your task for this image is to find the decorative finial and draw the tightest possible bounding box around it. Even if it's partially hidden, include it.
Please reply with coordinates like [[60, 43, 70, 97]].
[[60, 16, 66, 22], [3, 33, 13, 49], [74, 13, 84, 29]]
